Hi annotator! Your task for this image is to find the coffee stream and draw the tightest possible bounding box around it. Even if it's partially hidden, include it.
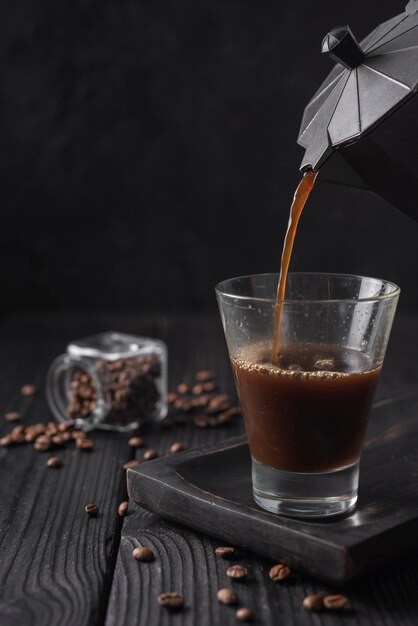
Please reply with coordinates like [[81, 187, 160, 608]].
[[272, 170, 318, 365]]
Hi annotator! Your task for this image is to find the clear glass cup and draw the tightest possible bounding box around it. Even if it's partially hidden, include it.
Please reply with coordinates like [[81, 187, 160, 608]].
[[216, 273, 399, 518]]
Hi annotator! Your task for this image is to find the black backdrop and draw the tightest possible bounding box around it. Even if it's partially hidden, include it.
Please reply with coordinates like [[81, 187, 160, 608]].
[[1, 0, 417, 313]]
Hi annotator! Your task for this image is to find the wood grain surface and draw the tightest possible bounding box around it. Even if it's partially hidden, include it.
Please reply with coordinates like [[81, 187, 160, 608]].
[[0, 312, 417, 625]]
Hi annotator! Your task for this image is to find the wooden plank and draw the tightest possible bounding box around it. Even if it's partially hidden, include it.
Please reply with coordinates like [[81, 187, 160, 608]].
[[0, 314, 157, 626], [107, 312, 418, 626]]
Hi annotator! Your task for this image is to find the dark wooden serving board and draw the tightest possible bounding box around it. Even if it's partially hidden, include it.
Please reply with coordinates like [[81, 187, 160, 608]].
[[128, 390, 418, 585]]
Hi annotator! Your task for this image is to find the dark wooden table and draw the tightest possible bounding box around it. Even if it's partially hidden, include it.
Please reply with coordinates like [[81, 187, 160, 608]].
[[0, 312, 418, 626]]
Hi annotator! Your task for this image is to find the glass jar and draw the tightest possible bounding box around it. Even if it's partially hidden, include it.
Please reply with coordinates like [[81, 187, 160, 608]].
[[46, 331, 168, 432]]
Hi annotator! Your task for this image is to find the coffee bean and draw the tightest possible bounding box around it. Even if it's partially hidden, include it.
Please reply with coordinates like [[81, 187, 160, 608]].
[[169, 442, 185, 454], [303, 594, 325, 612], [128, 436, 145, 448], [190, 395, 210, 408], [192, 384, 205, 396], [323, 594, 349, 610], [76, 438, 94, 450], [85, 503, 99, 516], [202, 382, 216, 393], [177, 383, 190, 395], [34, 435, 51, 452], [47, 456, 62, 468], [157, 592, 184, 610], [123, 459, 140, 470], [58, 421, 73, 432], [0, 435, 13, 446], [166, 392, 177, 404], [144, 449, 158, 460], [215, 546, 236, 559], [269, 563, 291, 582], [51, 434, 66, 446], [195, 370, 214, 382], [118, 501, 129, 517], [132, 546, 154, 562], [226, 565, 248, 580], [21, 384, 37, 397], [193, 415, 210, 428], [174, 398, 192, 412], [217, 588, 239, 606], [236, 607, 255, 622], [5, 411, 20, 422]]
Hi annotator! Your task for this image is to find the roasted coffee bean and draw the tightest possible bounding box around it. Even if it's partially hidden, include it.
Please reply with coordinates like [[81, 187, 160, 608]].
[[5, 411, 20, 422], [78, 384, 92, 400], [21, 384, 37, 397], [269, 563, 291, 581], [12, 425, 25, 437], [174, 398, 192, 412], [0, 435, 13, 446], [47, 456, 62, 468], [143, 449, 158, 460], [190, 395, 210, 408], [217, 588, 239, 606], [51, 434, 66, 446], [85, 503, 99, 516], [226, 565, 248, 580], [25, 429, 39, 443], [193, 415, 210, 428], [157, 592, 184, 610], [169, 442, 185, 454], [132, 546, 154, 562], [123, 459, 140, 470], [323, 594, 349, 610], [202, 382, 216, 393], [195, 370, 214, 382], [76, 438, 94, 450], [177, 383, 190, 395], [215, 546, 236, 559], [303, 594, 325, 612], [166, 393, 177, 404], [73, 430, 87, 440], [236, 608, 255, 622], [58, 421, 73, 432], [192, 384, 205, 396], [128, 436, 145, 448], [118, 501, 129, 517], [34, 435, 51, 452]]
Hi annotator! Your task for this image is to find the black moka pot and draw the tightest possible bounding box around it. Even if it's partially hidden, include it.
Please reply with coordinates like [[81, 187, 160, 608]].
[[298, 0, 418, 220]]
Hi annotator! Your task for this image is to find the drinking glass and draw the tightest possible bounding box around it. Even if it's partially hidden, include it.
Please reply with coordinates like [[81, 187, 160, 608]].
[[216, 273, 399, 518]]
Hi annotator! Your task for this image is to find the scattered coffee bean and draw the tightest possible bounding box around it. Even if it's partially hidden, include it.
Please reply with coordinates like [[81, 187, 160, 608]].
[[128, 436, 145, 448], [226, 565, 248, 580], [157, 592, 184, 610], [0, 435, 13, 446], [169, 442, 185, 454], [85, 503, 99, 516], [191, 395, 210, 408], [202, 382, 216, 393], [177, 383, 190, 395], [76, 438, 94, 450], [33, 435, 51, 452], [118, 501, 129, 517], [216, 408, 240, 425], [323, 594, 349, 610], [207, 395, 231, 414], [123, 459, 140, 470], [47, 456, 62, 468], [303, 594, 325, 612], [132, 546, 155, 562], [5, 411, 20, 422], [166, 392, 177, 404], [217, 588, 239, 606], [215, 546, 236, 559], [21, 384, 37, 397], [143, 449, 158, 460], [269, 563, 291, 582], [174, 398, 192, 412], [236, 607, 255, 622], [193, 415, 210, 428], [192, 384, 205, 396], [58, 421, 73, 432], [195, 370, 214, 382]]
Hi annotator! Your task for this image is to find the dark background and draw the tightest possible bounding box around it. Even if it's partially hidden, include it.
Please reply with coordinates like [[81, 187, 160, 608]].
[[1, 0, 417, 313]]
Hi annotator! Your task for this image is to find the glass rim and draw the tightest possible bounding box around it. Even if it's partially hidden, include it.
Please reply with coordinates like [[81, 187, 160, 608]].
[[215, 272, 400, 305]]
